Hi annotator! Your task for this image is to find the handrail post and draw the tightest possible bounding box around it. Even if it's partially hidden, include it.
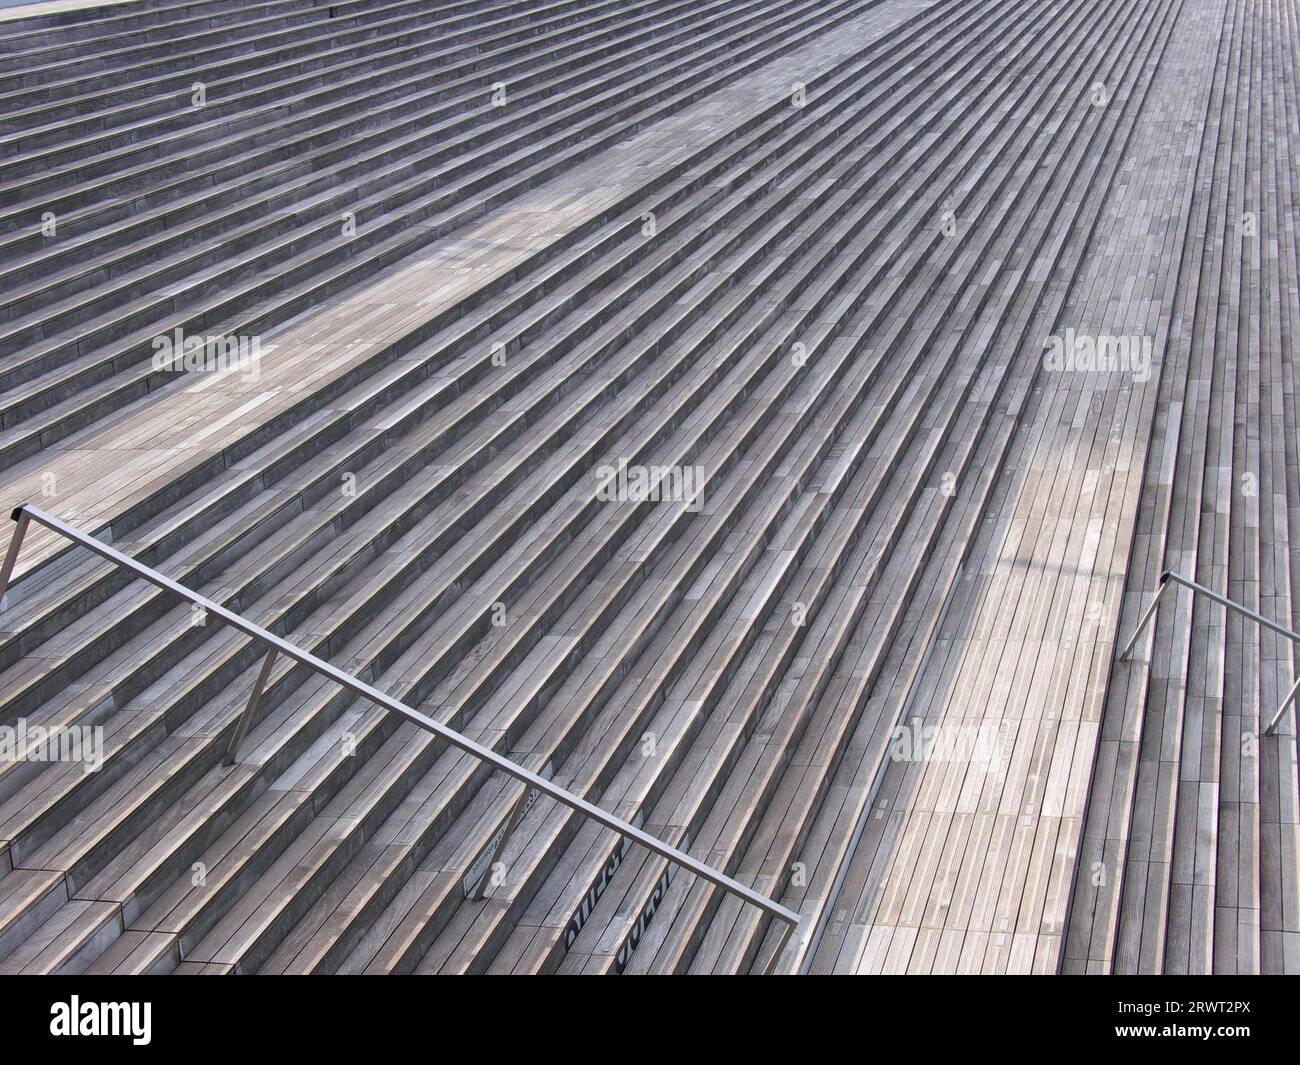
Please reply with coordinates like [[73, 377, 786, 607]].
[[0, 507, 31, 611], [1265, 672, 1300, 736], [471, 785, 532, 901], [761, 916, 797, 975], [1122, 568, 1300, 740], [1119, 571, 1172, 660], [224, 647, 278, 766]]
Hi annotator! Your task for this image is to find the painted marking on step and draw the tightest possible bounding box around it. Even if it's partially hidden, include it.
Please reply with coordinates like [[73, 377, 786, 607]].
[[563, 809, 646, 951], [614, 832, 692, 974]]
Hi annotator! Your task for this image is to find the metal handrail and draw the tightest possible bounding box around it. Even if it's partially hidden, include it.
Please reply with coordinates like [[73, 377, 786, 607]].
[[1120, 570, 1300, 736], [0, 504, 800, 972]]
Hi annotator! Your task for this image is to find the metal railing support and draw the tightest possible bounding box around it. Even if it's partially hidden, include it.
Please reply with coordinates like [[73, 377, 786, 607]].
[[471, 785, 531, 901], [0, 508, 30, 610], [0, 505, 800, 964], [1118, 571, 1172, 660], [1264, 672, 1300, 737], [1121, 569, 1300, 736], [761, 917, 797, 976], [225, 647, 278, 766]]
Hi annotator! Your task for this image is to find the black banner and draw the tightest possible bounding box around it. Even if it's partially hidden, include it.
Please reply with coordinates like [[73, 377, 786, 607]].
[[0, 975, 1286, 1053]]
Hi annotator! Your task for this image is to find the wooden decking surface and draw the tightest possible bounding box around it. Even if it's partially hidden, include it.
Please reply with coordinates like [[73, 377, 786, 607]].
[[0, 0, 1296, 975]]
